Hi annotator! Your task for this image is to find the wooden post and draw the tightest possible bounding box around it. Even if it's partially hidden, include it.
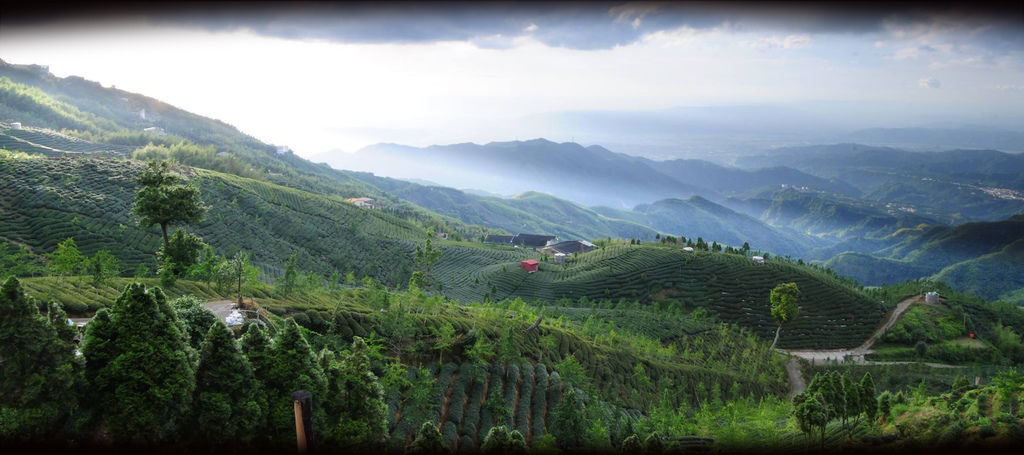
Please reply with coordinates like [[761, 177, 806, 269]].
[[294, 400, 307, 454], [975, 376, 981, 386], [293, 390, 313, 453]]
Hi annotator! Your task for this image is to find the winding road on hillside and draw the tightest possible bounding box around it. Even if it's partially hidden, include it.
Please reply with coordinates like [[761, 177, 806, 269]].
[[779, 294, 965, 397]]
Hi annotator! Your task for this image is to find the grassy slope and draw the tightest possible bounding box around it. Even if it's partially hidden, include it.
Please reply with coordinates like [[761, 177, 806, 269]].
[[826, 216, 1024, 297], [0, 153, 426, 286], [434, 243, 882, 350]]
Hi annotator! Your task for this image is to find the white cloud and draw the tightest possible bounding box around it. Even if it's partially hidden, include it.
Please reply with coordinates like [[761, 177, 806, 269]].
[[743, 34, 812, 50], [919, 77, 941, 88], [524, 23, 538, 33]]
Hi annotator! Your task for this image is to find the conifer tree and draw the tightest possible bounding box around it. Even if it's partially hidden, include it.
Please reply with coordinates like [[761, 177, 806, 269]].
[[859, 373, 877, 425], [171, 295, 219, 350], [191, 321, 264, 445], [262, 320, 328, 447], [320, 337, 388, 449], [0, 277, 78, 439], [551, 388, 587, 448], [81, 282, 195, 443], [407, 421, 448, 455]]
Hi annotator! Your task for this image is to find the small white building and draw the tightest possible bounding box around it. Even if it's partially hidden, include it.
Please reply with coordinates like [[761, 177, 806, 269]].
[[346, 197, 376, 209], [925, 291, 940, 304], [554, 253, 567, 264], [683, 247, 694, 252], [752, 256, 765, 264], [10, 122, 21, 130], [276, 145, 292, 155], [143, 126, 166, 136]]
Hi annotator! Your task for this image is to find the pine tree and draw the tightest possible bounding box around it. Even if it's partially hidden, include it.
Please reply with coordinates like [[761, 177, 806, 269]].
[[859, 373, 877, 424], [0, 277, 78, 440], [171, 295, 219, 350], [551, 388, 587, 448], [81, 282, 196, 443], [262, 320, 328, 447], [191, 321, 264, 445], [281, 252, 298, 299], [320, 337, 388, 449], [407, 421, 448, 455]]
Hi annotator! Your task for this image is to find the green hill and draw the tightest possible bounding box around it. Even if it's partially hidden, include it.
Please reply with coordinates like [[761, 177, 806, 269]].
[[0, 153, 425, 286], [434, 243, 882, 350], [825, 215, 1024, 301], [346, 172, 658, 241]]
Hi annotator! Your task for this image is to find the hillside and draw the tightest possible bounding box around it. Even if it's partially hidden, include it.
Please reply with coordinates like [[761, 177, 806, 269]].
[[0, 153, 426, 286], [745, 188, 944, 244], [735, 144, 1024, 222], [345, 171, 659, 241], [825, 215, 1024, 302], [324, 139, 706, 208], [433, 243, 882, 350], [596, 196, 823, 257]]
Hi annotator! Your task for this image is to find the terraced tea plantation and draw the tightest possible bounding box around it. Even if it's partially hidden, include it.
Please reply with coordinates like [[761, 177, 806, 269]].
[[0, 154, 430, 285], [435, 245, 884, 349], [0, 123, 134, 156], [384, 361, 589, 453]]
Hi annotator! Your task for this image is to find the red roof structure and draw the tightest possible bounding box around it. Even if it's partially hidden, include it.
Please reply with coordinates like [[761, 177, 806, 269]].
[[520, 260, 539, 272]]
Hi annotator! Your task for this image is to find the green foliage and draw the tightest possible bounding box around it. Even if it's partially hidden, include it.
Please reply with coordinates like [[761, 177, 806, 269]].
[[481, 424, 526, 454], [157, 228, 207, 277], [85, 249, 120, 285], [261, 319, 328, 447], [81, 282, 195, 443], [407, 421, 448, 455], [0, 277, 78, 440], [0, 241, 45, 278], [132, 160, 208, 247], [219, 250, 259, 305], [550, 388, 587, 448], [47, 237, 84, 281], [280, 252, 298, 299], [320, 337, 389, 449], [170, 294, 219, 350], [191, 321, 263, 445], [769, 282, 800, 328]]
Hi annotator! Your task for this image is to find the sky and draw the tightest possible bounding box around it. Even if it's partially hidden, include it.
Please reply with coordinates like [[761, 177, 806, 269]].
[[1, 2, 1022, 159]]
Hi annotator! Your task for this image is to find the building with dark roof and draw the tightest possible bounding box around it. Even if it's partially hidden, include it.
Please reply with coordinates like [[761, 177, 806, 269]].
[[541, 240, 596, 256], [511, 234, 556, 248], [484, 234, 515, 244]]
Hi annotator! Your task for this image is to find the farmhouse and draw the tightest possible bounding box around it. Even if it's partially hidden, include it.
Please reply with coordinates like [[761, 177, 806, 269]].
[[541, 240, 596, 256], [143, 126, 166, 135], [752, 256, 765, 264], [683, 247, 694, 252], [346, 197, 376, 209], [10, 122, 21, 130], [520, 259, 539, 272], [925, 291, 940, 304]]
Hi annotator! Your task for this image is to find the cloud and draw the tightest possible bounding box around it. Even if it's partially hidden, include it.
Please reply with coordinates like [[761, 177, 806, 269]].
[[919, 77, 941, 88], [743, 34, 812, 50], [1, 2, 1020, 52]]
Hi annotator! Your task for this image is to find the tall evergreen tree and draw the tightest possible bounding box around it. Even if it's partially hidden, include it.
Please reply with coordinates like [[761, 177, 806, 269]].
[[0, 277, 78, 440], [262, 320, 328, 447], [190, 321, 264, 446], [171, 295, 219, 350], [81, 282, 196, 443], [280, 252, 299, 299], [550, 388, 587, 449], [320, 337, 388, 449], [407, 421, 448, 455]]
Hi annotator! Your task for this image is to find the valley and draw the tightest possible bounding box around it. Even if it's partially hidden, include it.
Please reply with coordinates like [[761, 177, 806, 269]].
[[1, 46, 1023, 455]]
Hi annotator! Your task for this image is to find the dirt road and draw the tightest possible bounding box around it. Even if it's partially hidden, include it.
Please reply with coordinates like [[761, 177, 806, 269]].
[[779, 294, 964, 397]]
